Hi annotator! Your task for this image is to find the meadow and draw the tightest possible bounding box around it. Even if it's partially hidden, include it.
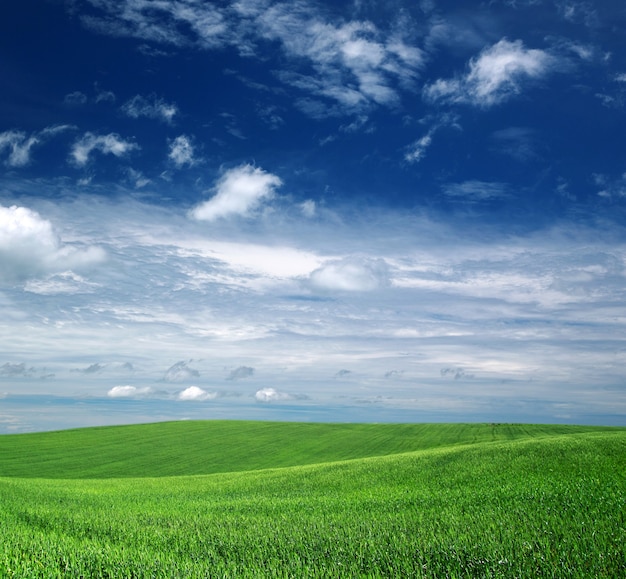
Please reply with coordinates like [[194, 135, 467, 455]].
[[0, 421, 624, 577]]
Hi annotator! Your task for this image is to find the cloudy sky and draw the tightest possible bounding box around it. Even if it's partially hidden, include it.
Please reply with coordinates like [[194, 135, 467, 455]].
[[1, 0, 625, 432]]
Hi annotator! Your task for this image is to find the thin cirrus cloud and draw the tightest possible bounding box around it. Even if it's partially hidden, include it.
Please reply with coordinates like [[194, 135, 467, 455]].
[[191, 164, 283, 221], [70, 132, 139, 167], [441, 180, 510, 202], [0, 204, 106, 284], [424, 39, 557, 107]]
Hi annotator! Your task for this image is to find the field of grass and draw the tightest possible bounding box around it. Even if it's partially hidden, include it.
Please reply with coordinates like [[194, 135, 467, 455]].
[[0, 421, 624, 577]]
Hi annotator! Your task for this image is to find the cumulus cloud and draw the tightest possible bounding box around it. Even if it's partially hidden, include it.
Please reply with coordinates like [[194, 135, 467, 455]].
[[107, 385, 154, 398], [178, 386, 218, 401], [163, 360, 200, 382], [168, 135, 197, 168], [255, 387, 292, 402], [121, 94, 178, 123], [191, 164, 282, 221], [227, 366, 254, 380], [0, 204, 106, 283], [70, 132, 139, 166], [424, 39, 556, 107], [0, 125, 73, 167], [309, 256, 390, 292]]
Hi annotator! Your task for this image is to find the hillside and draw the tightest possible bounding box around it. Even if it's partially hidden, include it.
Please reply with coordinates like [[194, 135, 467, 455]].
[[0, 429, 624, 577], [0, 420, 620, 478]]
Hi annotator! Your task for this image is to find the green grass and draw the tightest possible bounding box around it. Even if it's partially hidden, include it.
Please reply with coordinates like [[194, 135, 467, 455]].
[[0, 420, 616, 478], [0, 421, 624, 577]]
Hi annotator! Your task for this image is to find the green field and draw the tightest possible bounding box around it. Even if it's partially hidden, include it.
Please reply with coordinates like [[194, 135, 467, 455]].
[[0, 421, 624, 577]]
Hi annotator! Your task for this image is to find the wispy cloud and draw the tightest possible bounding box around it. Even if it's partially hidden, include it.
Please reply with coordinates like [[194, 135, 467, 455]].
[[0, 126, 73, 167], [121, 94, 179, 123], [79, 0, 230, 48], [405, 130, 434, 163], [424, 39, 556, 107], [64, 91, 88, 106], [490, 127, 539, 161], [255, 2, 424, 113], [75, 0, 424, 116], [405, 113, 461, 164], [70, 132, 139, 166], [191, 164, 282, 221], [442, 180, 510, 202]]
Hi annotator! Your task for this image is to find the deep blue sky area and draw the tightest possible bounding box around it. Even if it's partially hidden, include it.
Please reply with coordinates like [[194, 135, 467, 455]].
[[1, 0, 625, 432]]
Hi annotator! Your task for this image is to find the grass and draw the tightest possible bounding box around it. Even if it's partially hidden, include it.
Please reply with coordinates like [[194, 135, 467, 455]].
[[0, 421, 624, 577], [0, 420, 616, 478]]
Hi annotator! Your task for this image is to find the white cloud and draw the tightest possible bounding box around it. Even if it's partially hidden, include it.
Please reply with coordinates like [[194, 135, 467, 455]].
[[424, 39, 555, 107], [405, 130, 434, 163], [107, 385, 153, 398], [0, 204, 106, 283], [256, 4, 424, 112], [77, 0, 424, 116], [255, 387, 292, 402], [168, 135, 197, 168], [121, 94, 178, 123], [309, 256, 390, 292], [24, 271, 100, 295], [178, 386, 217, 401], [0, 126, 73, 167], [0, 131, 40, 167], [191, 164, 282, 221], [70, 132, 139, 166], [81, 0, 230, 49]]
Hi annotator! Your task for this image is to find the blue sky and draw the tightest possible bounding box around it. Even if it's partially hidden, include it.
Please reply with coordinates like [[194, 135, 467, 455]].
[[1, 0, 625, 432]]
